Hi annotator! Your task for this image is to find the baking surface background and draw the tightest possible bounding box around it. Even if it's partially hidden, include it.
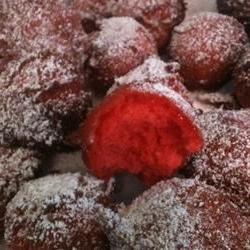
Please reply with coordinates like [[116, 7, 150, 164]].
[[0, 0, 217, 248]]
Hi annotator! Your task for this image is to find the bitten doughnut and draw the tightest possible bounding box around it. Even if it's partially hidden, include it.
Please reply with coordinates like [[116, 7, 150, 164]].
[[0, 147, 41, 234], [217, 0, 250, 35], [68, 57, 189, 148], [82, 82, 203, 185], [86, 17, 157, 92], [0, 51, 91, 147], [188, 110, 250, 215], [110, 0, 186, 49], [169, 12, 248, 90], [233, 47, 250, 108], [5, 173, 111, 250], [99, 178, 250, 249]]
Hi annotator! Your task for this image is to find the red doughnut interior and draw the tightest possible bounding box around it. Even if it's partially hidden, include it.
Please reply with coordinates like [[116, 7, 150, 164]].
[[83, 86, 203, 184]]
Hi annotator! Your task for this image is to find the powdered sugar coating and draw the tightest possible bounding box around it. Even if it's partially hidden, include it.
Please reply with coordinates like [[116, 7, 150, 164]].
[[3, 1, 87, 63], [99, 178, 250, 249], [116, 56, 180, 84], [93, 17, 148, 57], [234, 46, 250, 108], [0, 147, 41, 232], [0, 31, 18, 74], [110, 0, 186, 48], [115, 56, 190, 100], [23, 6, 86, 61], [86, 17, 157, 90], [169, 12, 248, 90], [129, 82, 199, 125], [0, 51, 91, 147], [0, 89, 62, 147], [190, 110, 250, 215], [5, 173, 111, 249], [217, 0, 250, 34]]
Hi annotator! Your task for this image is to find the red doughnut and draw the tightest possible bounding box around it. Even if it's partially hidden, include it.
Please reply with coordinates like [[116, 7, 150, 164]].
[[189, 110, 250, 215], [4, 1, 87, 63], [82, 82, 203, 185], [23, 6, 86, 63], [110, 0, 186, 49], [0, 51, 91, 147], [5, 173, 111, 250], [0, 147, 41, 234], [86, 17, 157, 92], [69, 57, 189, 148], [233, 47, 250, 108], [99, 178, 250, 249], [169, 12, 248, 90]]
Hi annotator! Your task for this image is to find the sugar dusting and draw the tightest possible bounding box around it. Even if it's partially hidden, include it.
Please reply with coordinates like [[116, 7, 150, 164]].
[[111, 0, 182, 16], [5, 173, 110, 249], [234, 46, 250, 107], [170, 12, 248, 85], [98, 178, 250, 249], [0, 1, 91, 147], [109, 0, 186, 47], [91, 17, 153, 58], [0, 147, 41, 221], [131, 82, 199, 126], [116, 56, 181, 85], [217, 0, 250, 33], [115, 56, 191, 101], [0, 50, 90, 147], [191, 110, 250, 214], [3, 1, 87, 63]]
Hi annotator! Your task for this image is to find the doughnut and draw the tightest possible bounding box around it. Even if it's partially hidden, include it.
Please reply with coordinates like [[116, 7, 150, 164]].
[[217, 0, 250, 35], [110, 0, 186, 49], [4, 0, 87, 63], [5, 173, 111, 250], [0, 51, 91, 147], [233, 47, 250, 108], [86, 17, 157, 92], [82, 82, 204, 185], [21, 5, 87, 63], [169, 12, 248, 90], [188, 110, 250, 215], [0, 147, 41, 234], [99, 178, 250, 249], [115, 56, 190, 101]]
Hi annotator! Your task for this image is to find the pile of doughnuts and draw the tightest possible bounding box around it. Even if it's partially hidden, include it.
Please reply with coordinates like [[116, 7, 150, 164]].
[[0, 0, 249, 249]]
